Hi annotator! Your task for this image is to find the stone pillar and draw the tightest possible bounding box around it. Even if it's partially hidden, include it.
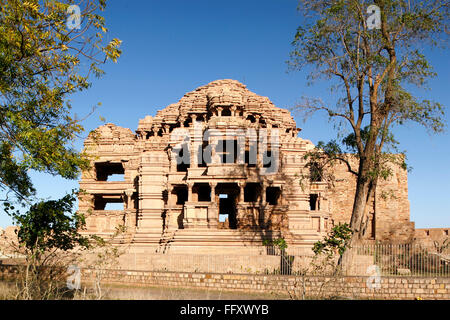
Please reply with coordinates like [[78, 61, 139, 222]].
[[124, 189, 135, 230], [239, 182, 245, 203], [187, 182, 193, 202], [168, 145, 176, 172], [190, 115, 201, 169], [259, 183, 266, 227], [163, 124, 169, 135], [167, 185, 178, 228], [246, 127, 257, 167], [125, 189, 134, 209], [208, 182, 218, 229], [261, 183, 266, 204], [209, 134, 221, 165], [137, 151, 169, 235], [77, 193, 94, 232], [167, 184, 175, 206], [210, 182, 216, 203], [257, 128, 267, 169]]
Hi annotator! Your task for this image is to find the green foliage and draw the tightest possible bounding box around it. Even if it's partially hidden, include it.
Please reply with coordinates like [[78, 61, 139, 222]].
[[0, 142, 35, 198], [302, 139, 357, 187], [0, 0, 122, 201], [303, 130, 409, 185], [308, 161, 323, 182], [4, 190, 91, 300], [289, 0, 448, 158], [263, 237, 288, 251], [313, 223, 352, 257], [4, 191, 90, 252]]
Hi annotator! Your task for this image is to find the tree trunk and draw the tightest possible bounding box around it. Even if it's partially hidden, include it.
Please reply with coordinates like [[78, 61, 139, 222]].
[[349, 158, 372, 242], [360, 178, 377, 237], [338, 167, 372, 271]]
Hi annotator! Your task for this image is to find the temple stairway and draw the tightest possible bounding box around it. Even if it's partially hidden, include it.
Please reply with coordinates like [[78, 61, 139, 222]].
[[131, 227, 324, 255]]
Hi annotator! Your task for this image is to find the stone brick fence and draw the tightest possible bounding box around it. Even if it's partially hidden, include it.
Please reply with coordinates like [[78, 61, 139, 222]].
[[83, 269, 450, 300], [1, 264, 448, 300]]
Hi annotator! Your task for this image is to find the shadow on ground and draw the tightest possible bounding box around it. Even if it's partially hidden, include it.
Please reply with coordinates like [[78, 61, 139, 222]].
[[99, 284, 283, 300]]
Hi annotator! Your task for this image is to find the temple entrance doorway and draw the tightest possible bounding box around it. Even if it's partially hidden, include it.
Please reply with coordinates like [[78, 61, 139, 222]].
[[216, 183, 239, 229]]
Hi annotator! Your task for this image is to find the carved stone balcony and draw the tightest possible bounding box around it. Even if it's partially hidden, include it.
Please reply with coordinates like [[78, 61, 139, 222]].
[[79, 180, 133, 194]]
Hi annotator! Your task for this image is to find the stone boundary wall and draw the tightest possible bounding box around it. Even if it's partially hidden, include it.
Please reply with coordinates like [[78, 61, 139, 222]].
[[414, 228, 450, 246], [84, 270, 450, 300], [2, 264, 448, 300]]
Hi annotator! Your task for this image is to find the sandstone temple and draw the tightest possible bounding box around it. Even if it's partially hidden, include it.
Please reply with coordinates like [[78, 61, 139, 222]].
[[78, 79, 416, 256]]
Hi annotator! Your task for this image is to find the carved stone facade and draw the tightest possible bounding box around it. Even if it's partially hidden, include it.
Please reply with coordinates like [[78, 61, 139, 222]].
[[78, 79, 415, 254]]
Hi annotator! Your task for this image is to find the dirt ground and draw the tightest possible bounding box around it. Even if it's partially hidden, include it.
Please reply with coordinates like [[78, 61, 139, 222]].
[[0, 280, 285, 300], [99, 283, 285, 300]]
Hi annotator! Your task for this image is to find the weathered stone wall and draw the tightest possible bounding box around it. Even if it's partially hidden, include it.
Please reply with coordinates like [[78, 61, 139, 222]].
[[54, 267, 450, 300], [116, 252, 285, 274], [328, 158, 414, 242], [414, 228, 450, 246], [0, 227, 19, 258], [0, 264, 447, 299], [1, 263, 449, 299]]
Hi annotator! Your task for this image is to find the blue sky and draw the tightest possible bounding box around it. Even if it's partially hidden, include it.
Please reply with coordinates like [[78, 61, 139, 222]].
[[1, 0, 449, 228]]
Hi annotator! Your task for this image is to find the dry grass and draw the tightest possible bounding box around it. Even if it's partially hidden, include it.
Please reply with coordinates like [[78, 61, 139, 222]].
[[0, 281, 18, 300], [1, 279, 278, 300]]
